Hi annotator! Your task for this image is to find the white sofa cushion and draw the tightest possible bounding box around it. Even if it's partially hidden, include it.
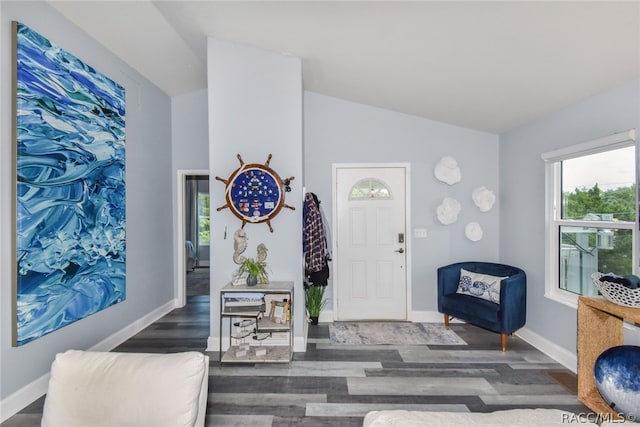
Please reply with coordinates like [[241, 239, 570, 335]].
[[41, 350, 209, 427], [363, 409, 600, 427]]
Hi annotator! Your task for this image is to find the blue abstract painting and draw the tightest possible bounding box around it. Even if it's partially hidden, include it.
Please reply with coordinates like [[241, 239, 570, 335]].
[[14, 22, 126, 346]]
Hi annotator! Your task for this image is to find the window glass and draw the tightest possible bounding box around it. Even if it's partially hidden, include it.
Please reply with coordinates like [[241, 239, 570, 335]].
[[350, 178, 391, 200], [559, 226, 633, 295], [198, 192, 210, 245], [548, 141, 636, 302], [561, 146, 636, 221]]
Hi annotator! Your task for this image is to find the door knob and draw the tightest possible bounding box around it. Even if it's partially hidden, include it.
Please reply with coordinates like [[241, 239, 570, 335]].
[[395, 248, 405, 253]]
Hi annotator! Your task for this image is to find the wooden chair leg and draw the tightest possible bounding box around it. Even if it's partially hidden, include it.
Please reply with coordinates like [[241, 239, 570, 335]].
[[444, 314, 450, 329], [501, 333, 507, 352]]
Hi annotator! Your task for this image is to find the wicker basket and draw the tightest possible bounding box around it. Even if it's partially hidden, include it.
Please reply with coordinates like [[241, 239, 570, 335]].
[[591, 272, 640, 308]]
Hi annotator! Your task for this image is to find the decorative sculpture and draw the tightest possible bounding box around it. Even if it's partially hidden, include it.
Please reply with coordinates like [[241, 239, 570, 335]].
[[437, 197, 461, 225], [472, 186, 496, 212], [465, 222, 483, 242], [434, 156, 462, 185], [231, 229, 269, 285], [256, 243, 268, 264], [232, 229, 248, 264]]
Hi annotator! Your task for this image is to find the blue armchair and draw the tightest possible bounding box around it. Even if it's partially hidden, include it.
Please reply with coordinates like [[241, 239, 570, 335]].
[[437, 261, 526, 351]]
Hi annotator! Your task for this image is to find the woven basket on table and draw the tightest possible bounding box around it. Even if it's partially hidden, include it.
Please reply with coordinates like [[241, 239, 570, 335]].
[[591, 272, 640, 308]]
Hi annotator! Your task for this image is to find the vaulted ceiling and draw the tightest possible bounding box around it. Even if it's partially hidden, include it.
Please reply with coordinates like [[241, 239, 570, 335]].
[[49, 1, 640, 134]]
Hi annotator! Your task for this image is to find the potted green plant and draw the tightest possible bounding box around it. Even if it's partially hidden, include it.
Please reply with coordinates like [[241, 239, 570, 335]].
[[238, 257, 268, 286], [305, 285, 327, 325]]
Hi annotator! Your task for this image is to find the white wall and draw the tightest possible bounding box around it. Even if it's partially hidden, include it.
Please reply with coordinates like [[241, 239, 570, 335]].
[[207, 39, 304, 347], [171, 89, 209, 298], [500, 77, 640, 362], [1, 1, 174, 418], [304, 92, 500, 316], [172, 89, 209, 169]]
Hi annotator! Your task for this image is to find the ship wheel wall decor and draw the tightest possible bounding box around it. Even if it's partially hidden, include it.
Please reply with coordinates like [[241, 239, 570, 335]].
[[215, 154, 295, 232]]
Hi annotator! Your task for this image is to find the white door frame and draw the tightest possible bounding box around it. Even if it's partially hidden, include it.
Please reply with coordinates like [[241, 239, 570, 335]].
[[331, 163, 412, 321], [176, 169, 209, 307]]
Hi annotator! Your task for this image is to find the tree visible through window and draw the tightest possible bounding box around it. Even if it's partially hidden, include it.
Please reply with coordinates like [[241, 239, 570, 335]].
[[198, 193, 210, 245], [562, 183, 635, 276]]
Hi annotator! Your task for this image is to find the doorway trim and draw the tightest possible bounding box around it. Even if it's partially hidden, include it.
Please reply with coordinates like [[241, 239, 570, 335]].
[[331, 162, 412, 321], [176, 169, 209, 308]]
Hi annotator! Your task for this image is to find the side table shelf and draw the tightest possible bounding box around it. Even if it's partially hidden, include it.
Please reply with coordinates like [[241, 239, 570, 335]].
[[577, 296, 640, 418], [219, 281, 293, 364]]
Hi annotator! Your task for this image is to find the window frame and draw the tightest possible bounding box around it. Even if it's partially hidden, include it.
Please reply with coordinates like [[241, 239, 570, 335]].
[[542, 129, 637, 308]]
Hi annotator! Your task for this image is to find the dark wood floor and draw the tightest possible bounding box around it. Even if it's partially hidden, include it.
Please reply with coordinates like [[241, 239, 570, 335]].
[[3, 290, 589, 426]]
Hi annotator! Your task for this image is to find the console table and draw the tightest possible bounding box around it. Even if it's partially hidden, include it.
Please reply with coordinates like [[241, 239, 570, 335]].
[[577, 296, 640, 418], [219, 281, 293, 363]]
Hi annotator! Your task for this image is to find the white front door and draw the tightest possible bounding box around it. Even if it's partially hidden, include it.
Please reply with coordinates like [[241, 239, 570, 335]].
[[335, 166, 407, 320]]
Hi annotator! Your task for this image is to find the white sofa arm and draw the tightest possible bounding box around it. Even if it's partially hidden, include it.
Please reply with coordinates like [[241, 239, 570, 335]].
[[42, 350, 209, 427]]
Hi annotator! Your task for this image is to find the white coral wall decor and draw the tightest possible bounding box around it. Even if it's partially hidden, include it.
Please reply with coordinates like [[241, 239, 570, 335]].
[[465, 222, 483, 242], [437, 197, 461, 225], [434, 156, 461, 185], [472, 186, 496, 212]]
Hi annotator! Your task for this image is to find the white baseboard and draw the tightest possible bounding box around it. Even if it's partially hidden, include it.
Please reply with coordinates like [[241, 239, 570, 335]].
[[415, 313, 577, 372], [410, 310, 463, 323], [0, 374, 50, 424], [89, 299, 178, 352], [411, 312, 578, 372], [518, 324, 639, 372], [294, 335, 307, 352], [412, 313, 576, 373], [0, 299, 178, 423], [515, 327, 577, 373], [319, 310, 333, 323], [207, 336, 219, 352], [295, 318, 309, 352], [513, 322, 638, 373]]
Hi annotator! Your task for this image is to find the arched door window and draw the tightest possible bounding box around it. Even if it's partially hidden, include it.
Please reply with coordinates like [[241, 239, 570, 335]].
[[349, 178, 392, 200]]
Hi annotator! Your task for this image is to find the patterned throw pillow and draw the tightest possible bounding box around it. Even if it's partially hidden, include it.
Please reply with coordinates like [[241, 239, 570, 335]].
[[456, 268, 506, 304]]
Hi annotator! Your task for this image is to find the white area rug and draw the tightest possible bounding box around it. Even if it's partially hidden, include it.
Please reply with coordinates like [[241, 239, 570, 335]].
[[329, 322, 466, 345]]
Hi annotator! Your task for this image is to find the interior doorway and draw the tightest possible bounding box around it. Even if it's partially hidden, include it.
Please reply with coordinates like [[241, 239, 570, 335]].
[[177, 170, 209, 307]]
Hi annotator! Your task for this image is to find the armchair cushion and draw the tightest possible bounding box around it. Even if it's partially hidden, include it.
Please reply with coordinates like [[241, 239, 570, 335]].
[[456, 268, 505, 303]]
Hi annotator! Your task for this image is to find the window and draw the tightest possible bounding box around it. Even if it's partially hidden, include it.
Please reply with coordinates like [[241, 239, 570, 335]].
[[349, 178, 391, 200], [198, 192, 210, 245], [543, 130, 637, 307]]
